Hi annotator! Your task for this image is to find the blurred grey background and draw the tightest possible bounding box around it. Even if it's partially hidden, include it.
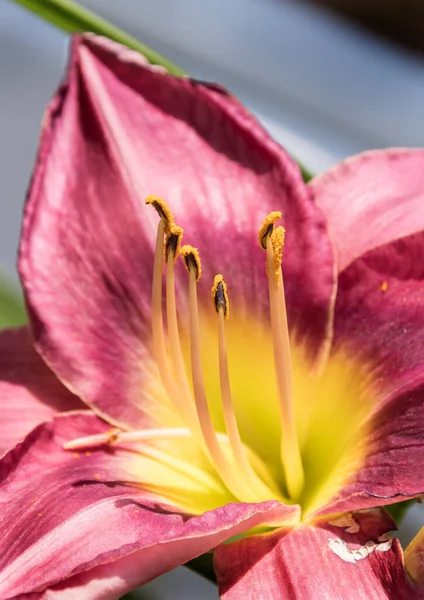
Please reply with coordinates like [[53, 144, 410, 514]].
[[0, 0, 423, 598]]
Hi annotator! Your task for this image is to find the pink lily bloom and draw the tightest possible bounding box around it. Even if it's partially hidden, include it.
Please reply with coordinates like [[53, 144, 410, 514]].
[[1, 33, 424, 599]]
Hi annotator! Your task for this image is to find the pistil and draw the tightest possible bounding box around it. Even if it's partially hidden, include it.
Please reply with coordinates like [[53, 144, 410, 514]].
[[260, 213, 304, 500]]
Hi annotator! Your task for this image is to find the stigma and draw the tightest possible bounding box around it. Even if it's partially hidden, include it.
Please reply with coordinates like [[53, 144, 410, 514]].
[[65, 199, 304, 503]]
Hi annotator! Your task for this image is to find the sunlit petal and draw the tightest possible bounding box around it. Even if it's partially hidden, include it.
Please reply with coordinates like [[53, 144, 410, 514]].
[[310, 148, 424, 272], [405, 526, 424, 594], [0, 412, 299, 598], [0, 327, 83, 456], [19, 34, 335, 433], [317, 384, 424, 515], [215, 510, 414, 599]]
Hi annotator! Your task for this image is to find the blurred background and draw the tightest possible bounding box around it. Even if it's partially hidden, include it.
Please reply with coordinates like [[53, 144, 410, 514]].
[[0, 0, 423, 598]]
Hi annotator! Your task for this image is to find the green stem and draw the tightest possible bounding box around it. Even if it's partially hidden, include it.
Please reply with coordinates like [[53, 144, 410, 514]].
[[10, 0, 186, 76]]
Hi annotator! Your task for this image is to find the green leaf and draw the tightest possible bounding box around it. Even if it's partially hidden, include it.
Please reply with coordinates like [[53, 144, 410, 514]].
[[299, 162, 313, 183], [11, 0, 186, 76], [0, 277, 27, 328], [386, 499, 416, 525], [184, 552, 217, 584]]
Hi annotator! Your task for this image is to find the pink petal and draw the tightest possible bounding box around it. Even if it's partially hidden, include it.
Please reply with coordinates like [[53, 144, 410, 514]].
[[19, 33, 335, 429], [319, 233, 424, 514], [315, 385, 424, 515], [0, 412, 299, 598], [405, 526, 424, 593], [215, 510, 415, 599], [310, 148, 424, 272], [0, 326, 83, 456], [334, 232, 424, 393]]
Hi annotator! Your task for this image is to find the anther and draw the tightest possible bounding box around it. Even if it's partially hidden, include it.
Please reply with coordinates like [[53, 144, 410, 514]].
[[271, 226, 286, 285], [212, 274, 229, 319], [145, 195, 174, 232], [181, 245, 202, 281], [258, 211, 282, 250], [106, 428, 121, 444], [165, 224, 184, 261]]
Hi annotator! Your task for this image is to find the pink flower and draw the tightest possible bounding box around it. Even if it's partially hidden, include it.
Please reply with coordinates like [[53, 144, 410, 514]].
[[0, 34, 423, 599]]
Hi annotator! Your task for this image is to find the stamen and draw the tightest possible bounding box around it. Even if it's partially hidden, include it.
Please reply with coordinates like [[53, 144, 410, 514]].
[[181, 245, 202, 281], [165, 224, 183, 261], [258, 211, 282, 250], [150, 218, 174, 394], [148, 206, 197, 427], [165, 228, 201, 436], [211, 274, 229, 319], [212, 275, 275, 498], [64, 427, 192, 450], [145, 195, 174, 232], [182, 247, 258, 501], [270, 226, 285, 285], [65, 428, 225, 496], [260, 213, 304, 500]]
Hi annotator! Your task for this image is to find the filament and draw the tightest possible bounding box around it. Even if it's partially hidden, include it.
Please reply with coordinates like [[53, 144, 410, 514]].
[[64, 427, 192, 450], [165, 251, 201, 436], [217, 302, 275, 498], [266, 235, 304, 500], [150, 220, 196, 426], [64, 197, 305, 507], [186, 265, 256, 500]]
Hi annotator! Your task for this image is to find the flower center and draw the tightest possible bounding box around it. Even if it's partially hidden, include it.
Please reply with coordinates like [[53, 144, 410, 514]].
[[66, 196, 377, 514], [66, 196, 307, 505]]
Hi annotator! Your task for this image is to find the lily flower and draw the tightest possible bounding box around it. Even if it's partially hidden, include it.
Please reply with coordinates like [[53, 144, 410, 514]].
[[0, 34, 423, 599]]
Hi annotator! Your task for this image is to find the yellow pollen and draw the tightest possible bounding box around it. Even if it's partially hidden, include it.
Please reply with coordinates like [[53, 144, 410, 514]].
[[165, 224, 184, 261], [212, 274, 230, 319], [381, 281, 388, 292], [145, 195, 174, 232], [181, 245, 202, 281], [258, 211, 282, 249], [105, 429, 120, 444], [271, 226, 286, 285]]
